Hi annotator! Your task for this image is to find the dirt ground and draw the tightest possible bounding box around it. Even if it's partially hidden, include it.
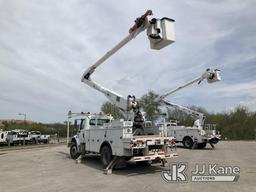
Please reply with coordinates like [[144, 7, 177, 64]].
[[0, 141, 255, 192]]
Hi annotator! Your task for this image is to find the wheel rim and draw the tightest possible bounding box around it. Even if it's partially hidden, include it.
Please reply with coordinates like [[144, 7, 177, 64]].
[[184, 139, 191, 148]]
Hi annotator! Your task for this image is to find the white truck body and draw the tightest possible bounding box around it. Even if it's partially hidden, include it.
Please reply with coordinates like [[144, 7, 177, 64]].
[[69, 113, 177, 164], [167, 125, 208, 143], [163, 120, 221, 148]]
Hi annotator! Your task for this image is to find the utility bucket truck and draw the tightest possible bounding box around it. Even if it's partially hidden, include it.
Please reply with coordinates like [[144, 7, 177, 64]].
[[157, 69, 222, 149], [67, 10, 177, 174]]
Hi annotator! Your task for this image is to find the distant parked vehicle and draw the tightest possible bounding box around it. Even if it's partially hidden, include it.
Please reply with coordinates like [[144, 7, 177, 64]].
[[40, 134, 50, 144], [29, 131, 41, 144], [2, 130, 50, 146], [6, 130, 26, 145], [18, 130, 31, 144], [29, 131, 50, 144]]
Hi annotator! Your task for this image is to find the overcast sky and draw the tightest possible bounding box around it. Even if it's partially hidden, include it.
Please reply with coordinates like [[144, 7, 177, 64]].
[[0, 0, 255, 122]]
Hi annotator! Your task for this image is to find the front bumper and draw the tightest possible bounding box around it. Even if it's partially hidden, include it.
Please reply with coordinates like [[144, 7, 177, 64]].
[[207, 135, 221, 144]]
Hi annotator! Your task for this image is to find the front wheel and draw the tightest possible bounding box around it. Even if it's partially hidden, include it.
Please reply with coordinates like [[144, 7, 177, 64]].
[[100, 145, 113, 168], [70, 142, 80, 159]]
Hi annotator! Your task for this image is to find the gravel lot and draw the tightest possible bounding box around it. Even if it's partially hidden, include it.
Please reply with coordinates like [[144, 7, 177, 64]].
[[0, 141, 255, 192]]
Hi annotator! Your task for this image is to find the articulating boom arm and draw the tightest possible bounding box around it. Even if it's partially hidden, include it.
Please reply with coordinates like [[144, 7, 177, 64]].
[[157, 68, 221, 127], [81, 10, 176, 122]]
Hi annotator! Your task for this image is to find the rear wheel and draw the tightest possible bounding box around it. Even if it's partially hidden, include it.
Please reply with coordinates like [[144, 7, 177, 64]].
[[183, 137, 193, 149], [70, 142, 80, 159], [100, 145, 113, 168], [210, 138, 219, 144]]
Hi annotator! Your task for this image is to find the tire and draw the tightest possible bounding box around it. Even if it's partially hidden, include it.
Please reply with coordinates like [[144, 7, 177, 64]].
[[197, 142, 207, 149], [183, 137, 193, 149], [70, 142, 80, 159], [32, 138, 36, 144], [210, 138, 219, 144], [100, 145, 113, 168]]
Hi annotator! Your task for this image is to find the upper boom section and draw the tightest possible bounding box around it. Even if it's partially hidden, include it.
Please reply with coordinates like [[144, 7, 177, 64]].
[[157, 68, 221, 127], [160, 68, 221, 99], [81, 10, 176, 119]]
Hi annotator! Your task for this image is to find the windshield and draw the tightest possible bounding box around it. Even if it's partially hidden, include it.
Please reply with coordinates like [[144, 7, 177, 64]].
[[89, 118, 110, 126], [97, 119, 110, 126]]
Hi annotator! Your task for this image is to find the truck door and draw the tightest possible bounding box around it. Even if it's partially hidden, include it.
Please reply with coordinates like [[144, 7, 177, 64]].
[[76, 119, 86, 144], [88, 118, 97, 152]]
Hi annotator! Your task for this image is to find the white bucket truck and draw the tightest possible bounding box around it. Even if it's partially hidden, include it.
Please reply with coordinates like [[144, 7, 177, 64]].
[[67, 10, 178, 173]]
